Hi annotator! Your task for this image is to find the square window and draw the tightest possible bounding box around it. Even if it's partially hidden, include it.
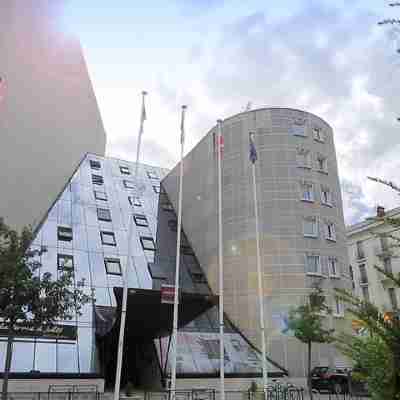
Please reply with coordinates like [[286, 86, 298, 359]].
[[128, 196, 142, 207], [94, 190, 107, 201], [162, 202, 174, 212], [92, 174, 104, 185], [300, 181, 314, 202], [58, 226, 73, 242], [306, 254, 321, 275], [140, 236, 156, 251], [321, 186, 332, 206], [291, 119, 307, 137], [325, 221, 336, 241], [101, 231, 117, 246], [57, 254, 74, 271], [104, 258, 122, 276], [97, 208, 112, 222], [90, 160, 101, 170], [313, 127, 324, 142], [134, 214, 149, 227], [123, 180, 135, 189], [120, 166, 130, 175], [303, 217, 318, 238], [147, 171, 159, 180]]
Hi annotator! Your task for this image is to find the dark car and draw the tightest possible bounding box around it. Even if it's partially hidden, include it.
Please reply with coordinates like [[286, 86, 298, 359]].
[[311, 366, 350, 394]]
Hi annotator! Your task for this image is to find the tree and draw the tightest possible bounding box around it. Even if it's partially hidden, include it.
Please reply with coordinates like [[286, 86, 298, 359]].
[[288, 285, 333, 400], [0, 218, 91, 400]]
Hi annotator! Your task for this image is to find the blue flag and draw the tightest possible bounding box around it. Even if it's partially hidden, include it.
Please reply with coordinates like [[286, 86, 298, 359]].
[[249, 132, 257, 164]]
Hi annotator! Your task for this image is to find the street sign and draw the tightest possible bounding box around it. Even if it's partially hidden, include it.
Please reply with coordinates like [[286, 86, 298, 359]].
[[161, 285, 176, 304]]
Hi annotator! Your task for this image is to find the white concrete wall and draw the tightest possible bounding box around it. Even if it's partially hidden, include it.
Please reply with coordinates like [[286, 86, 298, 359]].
[[0, 0, 106, 231]]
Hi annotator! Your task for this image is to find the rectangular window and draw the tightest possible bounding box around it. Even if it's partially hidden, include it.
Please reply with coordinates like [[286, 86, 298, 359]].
[[92, 174, 104, 185], [334, 298, 343, 316], [153, 185, 165, 194], [58, 226, 73, 242], [359, 264, 368, 285], [97, 208, 111, 222], [128, 196, 142, 207], [384, 258, 393, 274], [94, 190, 107, 201], [349, 265, 355, 289], [313, 127, 324, 142], [321, 186, 332, 206], [90, 160, 101, 170], [388, 288, 398, 310], [328, 257, 339, 277], [148, 263, 167, 280], [303, 217, 318, 238], [104, 258, 122, 276], [325, 221, 336, 241], [306, 254, 321, 275], [123, 180, 135, 189], [147, 171, 158, 180], [316, 155, 328, 173], [134, 214, 149, 227], [381, 235, 389, 252], [291, 120, 307, 137], [57, 254, 74, 271], [362, 286, 370, 302], [162, 202, 174, 212], [140, 236, 156, 251], [100, 231, 116, 246], [356, 241, 365, 260], [120, 166, 130, 175], [191, 272, 207, 284], [300, 181, 314, 202], [296, 148, 311, 169]]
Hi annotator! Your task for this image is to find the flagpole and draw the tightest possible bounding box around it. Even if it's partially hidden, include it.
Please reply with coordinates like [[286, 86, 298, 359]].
[[114, 91, 147, 400], [134, 91, 147, 178], [250, 133, 268, 392], [170, 105, 187, 400], [217, 119, 225, 400]]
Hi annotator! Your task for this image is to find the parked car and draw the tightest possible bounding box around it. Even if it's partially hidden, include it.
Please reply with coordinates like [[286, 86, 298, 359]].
[[310, 366, 350, 394]]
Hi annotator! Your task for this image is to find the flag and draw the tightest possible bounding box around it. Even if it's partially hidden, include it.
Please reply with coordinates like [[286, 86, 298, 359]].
[[180, 105, 187, 145], [0, 77, 5, 103], [249, 132, 257, 163]]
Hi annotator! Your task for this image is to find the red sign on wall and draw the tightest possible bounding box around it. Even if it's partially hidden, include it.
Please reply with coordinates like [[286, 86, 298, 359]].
[[161, 285, 176, 304]]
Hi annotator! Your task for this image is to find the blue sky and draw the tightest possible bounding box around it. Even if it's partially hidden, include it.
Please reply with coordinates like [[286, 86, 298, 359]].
[[64, 0, 400, 224]]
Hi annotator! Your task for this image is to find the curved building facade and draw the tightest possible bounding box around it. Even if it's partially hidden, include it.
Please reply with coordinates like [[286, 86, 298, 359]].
[[163, 108, 350, 376], [0, 0, 106, 230]]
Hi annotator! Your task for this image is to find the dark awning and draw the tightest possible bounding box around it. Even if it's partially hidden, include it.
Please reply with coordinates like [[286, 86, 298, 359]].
[[111, 287, 218, 339]]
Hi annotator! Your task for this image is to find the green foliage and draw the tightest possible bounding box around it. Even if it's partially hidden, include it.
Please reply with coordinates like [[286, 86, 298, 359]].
[[336, 333, 393, 400]]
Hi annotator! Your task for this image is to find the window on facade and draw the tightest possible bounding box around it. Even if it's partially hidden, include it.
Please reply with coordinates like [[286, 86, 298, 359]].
[[334, 297, 343, 316], [97, 208, 111, 222], [191, 272, 207, 284], [147, 171, 158, 180], [90, 160, 101, 170], [120, 166, 130, 175], [316, 155, 328, 173], [291, 119, 307, 137], [58, 226, 73, 242], [388, 288, 398, 310], [104, 258, 122, 276], [313, 127, 324, 142], [92, 174, 104, 185], [383, 258, 393, 274], [300, 181, 314, 202], [359, 264, 368, 284], [128, 196, 141, 207], [380, 235, 389, 252], [325, 221, 336, 241], [321, 186, 332, 206], [306, 254, 321, 275], [148, 263, 167, 280], [328, 257, 339, 277], [94, 190, 107, 201], [123, 180, 135, 189], [296, 148, 311, 169], [162, 202, 174, 212], [100, 231, 116, 246], [168, 219, 177, 232], [362, 286, 370, 302], [181, 245, 195, 255], [349, 265, 355, 289], [140, 236, 156, 251], [134, 214, 149, 227], [153, 185, 165, 194], [356, 241, 365, 260], [57, 254, 74, 271], [303, 217, 318, 238]]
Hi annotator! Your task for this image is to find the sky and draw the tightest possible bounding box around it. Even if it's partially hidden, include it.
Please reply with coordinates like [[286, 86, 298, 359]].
[[64, 0, 400, 226]]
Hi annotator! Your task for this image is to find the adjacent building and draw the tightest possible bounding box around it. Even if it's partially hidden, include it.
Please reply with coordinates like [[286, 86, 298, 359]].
[[0, 154, 285, 392], [0, 0, 106, 230], [347, 206, 400, 314], [163, 108, 351, 376]]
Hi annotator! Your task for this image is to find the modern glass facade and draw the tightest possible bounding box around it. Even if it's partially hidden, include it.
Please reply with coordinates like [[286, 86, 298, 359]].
[[0, 154, 285, 388]]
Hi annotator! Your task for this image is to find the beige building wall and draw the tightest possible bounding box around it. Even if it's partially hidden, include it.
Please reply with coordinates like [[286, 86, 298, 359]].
[[347, 207, 400, 312], [0, 0, 106, 230], [163, 108, 350, 376]]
